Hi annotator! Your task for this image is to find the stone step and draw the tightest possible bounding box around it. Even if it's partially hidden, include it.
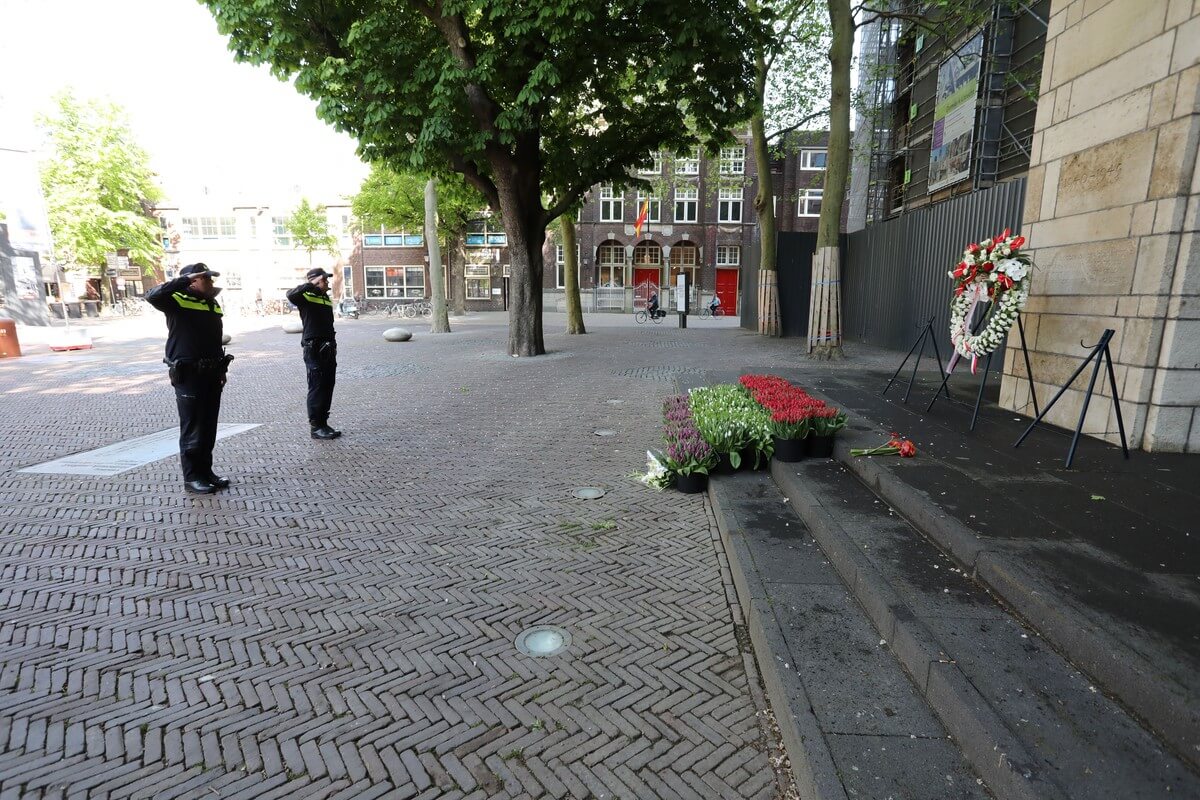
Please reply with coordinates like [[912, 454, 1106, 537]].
[[709, 471, 993, 800], [768, 456, 1200, 799]]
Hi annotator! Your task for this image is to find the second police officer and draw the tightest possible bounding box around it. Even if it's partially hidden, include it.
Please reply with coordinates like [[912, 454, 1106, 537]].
[[287, 267, 342, 439]]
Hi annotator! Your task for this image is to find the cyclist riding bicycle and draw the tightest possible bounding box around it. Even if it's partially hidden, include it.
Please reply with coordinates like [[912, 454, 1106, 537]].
[[708, 294, 721, 314], [647, 292, 663, 320]]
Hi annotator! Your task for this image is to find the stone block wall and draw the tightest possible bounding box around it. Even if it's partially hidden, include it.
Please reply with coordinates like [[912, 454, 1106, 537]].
[[1001, 0, 1200, 452]]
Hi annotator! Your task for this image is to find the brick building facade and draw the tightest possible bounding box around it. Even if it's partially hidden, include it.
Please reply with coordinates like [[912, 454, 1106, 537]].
[[348, 132, 834, 316]]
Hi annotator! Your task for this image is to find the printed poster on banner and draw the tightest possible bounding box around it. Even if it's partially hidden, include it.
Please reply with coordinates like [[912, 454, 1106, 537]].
[[929, 33, 983, 193]]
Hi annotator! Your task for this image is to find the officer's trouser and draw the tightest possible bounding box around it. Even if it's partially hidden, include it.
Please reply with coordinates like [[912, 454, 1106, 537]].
[[173, 366, 224, 481], [304, 341, 337, 427]]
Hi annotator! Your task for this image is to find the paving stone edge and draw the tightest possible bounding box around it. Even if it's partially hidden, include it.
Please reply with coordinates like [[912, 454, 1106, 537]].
[[805, 387, 1200, 773], [707, 476, 850, 800], [769, 461, 1059, 800]]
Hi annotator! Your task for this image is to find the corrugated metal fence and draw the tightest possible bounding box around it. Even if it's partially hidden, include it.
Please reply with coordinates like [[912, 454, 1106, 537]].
[[843, 178, 1026, 352]]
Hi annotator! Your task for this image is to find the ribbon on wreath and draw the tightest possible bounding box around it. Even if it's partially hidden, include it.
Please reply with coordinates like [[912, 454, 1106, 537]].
[[947, 282, 989, 376]]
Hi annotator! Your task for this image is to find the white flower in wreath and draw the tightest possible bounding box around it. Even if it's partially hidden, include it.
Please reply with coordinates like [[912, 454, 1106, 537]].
[[997, 259, 1028, 281]]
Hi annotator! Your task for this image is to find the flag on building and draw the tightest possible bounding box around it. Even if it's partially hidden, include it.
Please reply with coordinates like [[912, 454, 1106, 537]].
[[633, 199, 649, 238]]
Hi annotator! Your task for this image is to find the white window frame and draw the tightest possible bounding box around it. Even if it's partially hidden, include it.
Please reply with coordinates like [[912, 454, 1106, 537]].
[[597, 244, 626, 287], [633, 243, 662, 267], [599, 185, 623, 223], [720, 146, 746, 175], [718, 187, 743, 223], [272, 217, 290, 246], [800, 149, 828, 170], [716, 245, 741, 266], [675, 147, 700, 175], [636, 192, 661, 224], [674, 187, 698, 223], [798, 188, 823, 217], [669, 244, 698, 268], [555, 244, 582, 288], [465, 263, 491, 299], [364, 265, 425, 299], [638, 152, 664, 175]]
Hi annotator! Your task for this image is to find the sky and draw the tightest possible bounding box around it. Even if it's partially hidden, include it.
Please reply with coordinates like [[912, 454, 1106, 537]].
[[1, 0, 369, 206]]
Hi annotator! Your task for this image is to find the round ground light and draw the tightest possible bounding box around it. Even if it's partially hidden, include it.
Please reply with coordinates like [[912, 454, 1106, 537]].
[[515, 626, 571, 657], [573, 487, 606, 499]]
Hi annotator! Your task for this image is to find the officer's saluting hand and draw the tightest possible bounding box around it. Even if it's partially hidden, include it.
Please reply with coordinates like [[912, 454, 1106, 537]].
[[287, 268, 341, 440], [145, 263, 233, 494]]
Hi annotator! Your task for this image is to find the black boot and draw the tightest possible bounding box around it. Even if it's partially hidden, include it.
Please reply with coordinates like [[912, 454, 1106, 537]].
[[207, 474, 232, 489], [184, 479, 218, 494], [311, 425, 342, 440]]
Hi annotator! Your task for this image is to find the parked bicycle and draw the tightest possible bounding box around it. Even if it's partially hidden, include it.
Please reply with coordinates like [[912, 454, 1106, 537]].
[[403, 300, 433, 318]]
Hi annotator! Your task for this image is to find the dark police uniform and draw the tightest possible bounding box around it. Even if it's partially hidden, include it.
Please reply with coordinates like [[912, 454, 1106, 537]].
[[145, 263, 233, 493], [287, 268, 340, 439]]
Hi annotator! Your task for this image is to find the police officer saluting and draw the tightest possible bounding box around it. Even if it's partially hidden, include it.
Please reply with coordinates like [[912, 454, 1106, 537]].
[[287, 268, 341, 439], [146, 263, 234, 494]]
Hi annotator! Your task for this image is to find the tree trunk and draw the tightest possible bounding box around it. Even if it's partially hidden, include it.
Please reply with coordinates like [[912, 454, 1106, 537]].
[[747, 0, 779, 337], [425, 178, 451, 333], [561, 216, 586, 335], [808, 0, 851, 359], [495, 170, 546, 356], [449, 231, 467, 316]]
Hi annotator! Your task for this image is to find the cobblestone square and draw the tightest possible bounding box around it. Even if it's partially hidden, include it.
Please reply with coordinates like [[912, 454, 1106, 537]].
[[0, 313, 809, 800]]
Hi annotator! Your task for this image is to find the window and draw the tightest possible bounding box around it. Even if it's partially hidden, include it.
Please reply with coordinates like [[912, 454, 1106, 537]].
[[716, 245, 741, 266], [800, 149, 827, 170], [247, 216, 257, 240], [675, 148, 700, 175], [555, 244, 582, 288], [364, 266, 424, 298], [636, 192, 660, 224], [798, 188, 823, 217], [598, 243, 625, 287], [674, 187, 698, 223], [181, 216, 236, 239], [720, 146, 746, 175], [600, 185, 623, 222], [465, 263, 491, 299], [670, 245, 698, 267], [633, 243, 661, 266], [718, 187, 743, 223], [638, 152, 663, 175], [465, 219, 506, 246], [272, 217, 290, 246], [363, 228, 423, 247]]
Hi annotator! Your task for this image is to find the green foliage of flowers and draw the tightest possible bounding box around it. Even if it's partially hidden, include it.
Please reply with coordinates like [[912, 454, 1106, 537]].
[[688, 384, 774, 468]]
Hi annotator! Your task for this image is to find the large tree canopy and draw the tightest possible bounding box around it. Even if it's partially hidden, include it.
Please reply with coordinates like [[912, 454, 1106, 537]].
[[201, 0, 757, 355], [37, 90, 163, 275]]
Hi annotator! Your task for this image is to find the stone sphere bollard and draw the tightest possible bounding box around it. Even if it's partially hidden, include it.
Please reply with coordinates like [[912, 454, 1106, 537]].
[[221, 334, 232, 345], [383, 327, 412, 342], [282, 319, 303, 334]]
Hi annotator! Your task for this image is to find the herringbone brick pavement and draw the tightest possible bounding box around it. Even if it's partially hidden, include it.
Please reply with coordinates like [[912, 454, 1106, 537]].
[[0, 314, 880, 799]]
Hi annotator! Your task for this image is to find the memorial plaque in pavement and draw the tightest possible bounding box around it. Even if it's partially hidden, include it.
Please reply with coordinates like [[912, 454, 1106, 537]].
[[18, 423, 260, 476]]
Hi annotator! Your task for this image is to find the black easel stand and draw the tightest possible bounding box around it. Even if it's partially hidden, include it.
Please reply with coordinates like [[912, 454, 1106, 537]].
[[1013, 328, 1129, 469], [926, 312, 1039, 432], [882, 315, 951, 404]]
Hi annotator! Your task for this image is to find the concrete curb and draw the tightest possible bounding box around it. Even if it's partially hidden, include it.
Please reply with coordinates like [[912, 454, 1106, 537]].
[[707, 477, 850, 800], [803, 387, 1200, 772], [770, 461, 1061, 800]]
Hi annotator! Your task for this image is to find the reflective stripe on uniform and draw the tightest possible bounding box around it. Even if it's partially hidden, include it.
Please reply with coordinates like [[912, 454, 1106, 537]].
[[172, 292, 223, 314], [303, 292, 333, 306]]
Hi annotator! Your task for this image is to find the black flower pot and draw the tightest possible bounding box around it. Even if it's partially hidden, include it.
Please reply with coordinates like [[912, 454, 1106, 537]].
[[805, 434, 835, 458], [716, 449, 753, 473], [675, 472, 709, 494], [772, 435, 806, 463]]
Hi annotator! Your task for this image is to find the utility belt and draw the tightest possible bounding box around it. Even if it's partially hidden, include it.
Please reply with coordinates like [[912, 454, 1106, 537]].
[[165, 352, 234, 386], [304, 339, 337, 365]]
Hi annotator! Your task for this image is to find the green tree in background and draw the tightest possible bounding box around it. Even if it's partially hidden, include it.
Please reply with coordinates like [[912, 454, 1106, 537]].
[[286, 197, 338, 266], [352, 164, 487, 316], [201, 0, 757, 356], [37, 90, 163, 287]]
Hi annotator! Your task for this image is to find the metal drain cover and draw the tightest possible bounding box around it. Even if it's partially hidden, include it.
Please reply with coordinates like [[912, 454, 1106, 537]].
[[573, 487, 606, 499], [515, 626, 570, 657]]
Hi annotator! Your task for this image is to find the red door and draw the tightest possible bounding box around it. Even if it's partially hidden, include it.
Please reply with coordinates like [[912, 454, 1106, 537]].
[[633, 268, 659, 308], [715, 268, 739, 315]]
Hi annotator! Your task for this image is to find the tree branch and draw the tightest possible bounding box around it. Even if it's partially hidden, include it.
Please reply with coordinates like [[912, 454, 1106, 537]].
[[766, 107, 831, 143]]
